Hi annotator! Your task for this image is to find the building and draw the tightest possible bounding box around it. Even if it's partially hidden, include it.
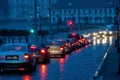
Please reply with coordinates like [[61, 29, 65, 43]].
[[0, 0, 48, 20], [0, 0, 9, 20], [0, 0, 119, 30], [50, 0, 118, 25]]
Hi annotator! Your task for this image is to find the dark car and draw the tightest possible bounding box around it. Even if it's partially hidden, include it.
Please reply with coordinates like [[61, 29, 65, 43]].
[[67, 33, 80, 39], [29, 42, 50, 63]]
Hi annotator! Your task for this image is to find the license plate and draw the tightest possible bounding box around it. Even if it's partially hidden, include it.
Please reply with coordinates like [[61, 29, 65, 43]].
[[6, 55, 19, 60]]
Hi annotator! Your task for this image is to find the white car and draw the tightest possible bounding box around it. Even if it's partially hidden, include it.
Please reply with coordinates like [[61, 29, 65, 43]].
[[46, 40, 65, 58], [0, 43, 36, 73]]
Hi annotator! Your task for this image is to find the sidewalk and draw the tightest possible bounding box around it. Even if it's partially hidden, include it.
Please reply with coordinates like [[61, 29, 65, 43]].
[[98, 44, 120, 80]]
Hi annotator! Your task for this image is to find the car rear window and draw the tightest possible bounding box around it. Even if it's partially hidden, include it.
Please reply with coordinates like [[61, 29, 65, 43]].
[[46, 41, 62, 45], [1, 45, 26, 52]]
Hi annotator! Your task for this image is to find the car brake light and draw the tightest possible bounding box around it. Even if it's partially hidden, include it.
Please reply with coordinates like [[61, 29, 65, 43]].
[[24, 53, 31, 59], [30, 46, 36, 50], [40, 49, 46, 54], [60, 46, 64, 51], [66, 43, 68, 46]]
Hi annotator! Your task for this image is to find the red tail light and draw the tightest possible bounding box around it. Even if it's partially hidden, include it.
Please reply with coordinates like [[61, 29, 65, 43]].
[[60, 46, 64, 51], [66, 43, 68, 46], [24, 53, 31, 59], [30, 46, 36, 51], [40, 49, 46, 54]]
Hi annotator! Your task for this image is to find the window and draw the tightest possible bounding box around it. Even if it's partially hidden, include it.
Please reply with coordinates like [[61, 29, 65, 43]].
[[1, 45, 26, 52]]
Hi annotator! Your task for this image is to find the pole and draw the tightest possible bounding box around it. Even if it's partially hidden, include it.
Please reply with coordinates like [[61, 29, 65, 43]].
[[117, 0, 120, 74], [116, 7, 120, 53], [34, 0, 38, 41]]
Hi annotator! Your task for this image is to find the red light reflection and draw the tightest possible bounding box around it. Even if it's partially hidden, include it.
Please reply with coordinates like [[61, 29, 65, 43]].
[[75, 48, 82, 53], [22, 75, 31, 80], [65, 54, 69, 60], [85, 45, 89, 48], [39, 64, 47, 80], [59, 58, 65, 72]]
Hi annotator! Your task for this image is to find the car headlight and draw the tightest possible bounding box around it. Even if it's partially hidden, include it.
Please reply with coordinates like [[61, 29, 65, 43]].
[[109, 31, 112, 34], [102, 35, 105, 37]]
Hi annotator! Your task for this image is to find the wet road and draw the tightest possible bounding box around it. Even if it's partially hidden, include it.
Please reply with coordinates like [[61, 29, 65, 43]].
[[0, 37, 114, 80]]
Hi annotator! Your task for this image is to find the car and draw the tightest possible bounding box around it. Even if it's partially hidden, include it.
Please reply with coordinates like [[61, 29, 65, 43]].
[[29, 42, 50, 63], [0, 43, 36, 73], [45, 40, 66, 58], [63, 38, 75, 53], [67, 33, 80, 39]]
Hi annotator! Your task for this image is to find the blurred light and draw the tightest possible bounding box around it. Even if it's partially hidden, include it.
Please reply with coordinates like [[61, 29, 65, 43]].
[[93, 37, 96, 40], [59, 58, 65, 72], [99, 31, 102, 34], [103, 31, 107, 35], [97, 39, 100, 44], [102, 39, 107, 44], [67, 20, 74, 27], [29, 29, 35, 34], [109, 31, 112, 34], [22, 75, 31, 80], [109, 36, 113, 44], [39, 64, 47, 80]]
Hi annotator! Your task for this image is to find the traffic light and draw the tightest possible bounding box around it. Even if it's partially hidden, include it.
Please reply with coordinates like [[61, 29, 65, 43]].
[[67, 20, 74, 27], [29, 29, 35, 34]]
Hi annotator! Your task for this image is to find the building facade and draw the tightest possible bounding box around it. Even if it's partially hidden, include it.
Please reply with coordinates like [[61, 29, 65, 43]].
[[51, 8, 115, 24], [0, 0, 118, 25], [0, 0, 9, 20], [1, 0, 49, 20], [50, 0, 118, 25]]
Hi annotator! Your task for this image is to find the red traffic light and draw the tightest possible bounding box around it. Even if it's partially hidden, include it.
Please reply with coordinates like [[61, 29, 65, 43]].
[[67, 20, 74, 27]]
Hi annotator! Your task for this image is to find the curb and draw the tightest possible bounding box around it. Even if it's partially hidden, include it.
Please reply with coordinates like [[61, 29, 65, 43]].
[[93, 43, 112, 80]]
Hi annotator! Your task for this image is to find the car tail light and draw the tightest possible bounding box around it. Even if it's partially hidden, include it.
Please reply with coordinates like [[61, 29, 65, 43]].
[[66, 43, 69, 46], [82, 39, 85, 41], [60, 46, 64, 51], [40, 49, 46, 54], [24, 53, 31, 59], [79, 40, 81, 42], [30, 46, 36, 51]]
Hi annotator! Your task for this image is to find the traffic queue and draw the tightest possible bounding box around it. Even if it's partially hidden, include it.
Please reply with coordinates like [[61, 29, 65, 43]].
[[0, 33, 91, 73]]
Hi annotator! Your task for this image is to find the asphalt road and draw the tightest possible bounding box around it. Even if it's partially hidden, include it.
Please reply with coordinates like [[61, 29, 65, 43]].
[[0, 37, 114, 80]]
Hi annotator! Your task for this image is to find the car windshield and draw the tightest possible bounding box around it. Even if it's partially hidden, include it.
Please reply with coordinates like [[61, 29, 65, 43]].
[[1, 45, 26, 52]]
